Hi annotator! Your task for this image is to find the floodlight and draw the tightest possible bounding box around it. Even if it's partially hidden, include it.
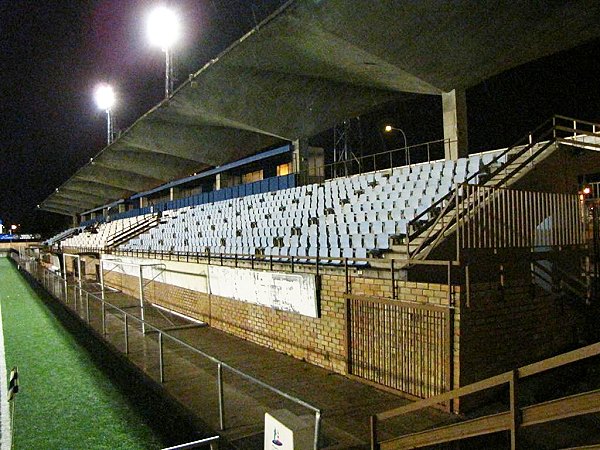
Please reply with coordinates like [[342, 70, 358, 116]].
[[94, 84, 116, 145], [147, 6, 180, 51], [147, 6, 180, 98], [583, 186, 591, 195], [384, 125, 393, 132], [94, 84, 116, 111], [10, 225, 17, 231]]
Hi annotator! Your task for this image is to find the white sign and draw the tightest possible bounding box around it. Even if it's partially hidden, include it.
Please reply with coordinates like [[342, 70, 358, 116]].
[[265, 413, 294, 450], [208, 266, 318, 318]]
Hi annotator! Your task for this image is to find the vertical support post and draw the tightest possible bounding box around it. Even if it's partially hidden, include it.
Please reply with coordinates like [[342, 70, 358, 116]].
[[344, 258, 350, 294], [139, 266, 146, 334], [159, 332, 164, 383], [370, 415, 378, 450], [77, 255, 82, 312], [124, 314, 129, 354], [217, 363, 225, 430], [313, 410, 321, 450], [509, 370, 521, 450], [101, 301, 106, 336], [456, 184, 460, 263], [391, 259, 396, 299], [99, 259, 105, 302], [86, 292, 90, 324]]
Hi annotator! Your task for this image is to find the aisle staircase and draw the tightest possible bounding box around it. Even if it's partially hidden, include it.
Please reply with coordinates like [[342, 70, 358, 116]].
[[106, 214, 160, 249], [381, 115, 600, 266]]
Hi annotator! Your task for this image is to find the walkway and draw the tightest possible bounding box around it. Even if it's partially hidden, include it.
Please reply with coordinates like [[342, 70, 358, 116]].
[[37, 274, 453, 449]]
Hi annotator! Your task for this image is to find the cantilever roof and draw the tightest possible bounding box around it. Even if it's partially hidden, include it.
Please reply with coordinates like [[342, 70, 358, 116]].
[[41, 0, 600, 216]]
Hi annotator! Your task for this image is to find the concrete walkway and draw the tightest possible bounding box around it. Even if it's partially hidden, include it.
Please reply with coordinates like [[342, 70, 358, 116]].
[[64, 281, 453, 449]]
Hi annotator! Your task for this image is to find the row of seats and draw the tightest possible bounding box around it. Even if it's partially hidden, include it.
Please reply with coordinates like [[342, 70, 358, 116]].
[[61, 214, 153, 249], [45, 150, 503, 264], [118, 151, 501, 262]]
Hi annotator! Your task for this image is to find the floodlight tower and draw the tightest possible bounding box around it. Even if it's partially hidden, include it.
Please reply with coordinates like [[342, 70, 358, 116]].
[[147, 6, 180, 99], [94, 84, 116, 146]]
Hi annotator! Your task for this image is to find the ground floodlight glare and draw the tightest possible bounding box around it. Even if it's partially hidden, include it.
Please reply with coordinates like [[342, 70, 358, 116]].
[[147, 6, 179, 50], [94, 84, 115, 111]]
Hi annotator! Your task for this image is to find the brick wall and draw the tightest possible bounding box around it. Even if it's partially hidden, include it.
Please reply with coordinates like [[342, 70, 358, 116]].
[[79, 251, 581, 410], [97, 260, 456, 381], [459, 258, 581, 387]]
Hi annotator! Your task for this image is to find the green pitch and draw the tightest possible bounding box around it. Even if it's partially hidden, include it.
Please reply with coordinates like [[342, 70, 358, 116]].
[[0, 259, 164, 449]]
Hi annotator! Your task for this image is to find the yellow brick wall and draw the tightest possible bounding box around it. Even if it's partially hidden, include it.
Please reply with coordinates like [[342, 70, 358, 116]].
[[100, 263, 455, 379]]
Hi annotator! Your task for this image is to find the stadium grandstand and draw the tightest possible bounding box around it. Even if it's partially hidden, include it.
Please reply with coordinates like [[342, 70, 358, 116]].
[[11, 1, 600, 448]]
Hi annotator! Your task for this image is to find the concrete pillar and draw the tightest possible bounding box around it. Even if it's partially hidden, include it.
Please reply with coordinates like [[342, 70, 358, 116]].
[[442, 89, 468, 160], [292, 138, 311, 183], [215, 173, 222, 190], [169, 187, 175, 201], [72, 215, 78, 227]]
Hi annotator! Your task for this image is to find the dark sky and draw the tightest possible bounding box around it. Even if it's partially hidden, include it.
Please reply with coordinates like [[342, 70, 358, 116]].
[[1, 1, 599, 235]]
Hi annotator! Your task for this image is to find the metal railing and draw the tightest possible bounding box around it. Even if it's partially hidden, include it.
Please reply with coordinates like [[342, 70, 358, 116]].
[[406, 115, 600, 260], [371, 341, 600, 450], [59, 246, 461, 306], [13, 255, 323, 449], [161, 436, 219, 450], [303, 138, 451, 182]]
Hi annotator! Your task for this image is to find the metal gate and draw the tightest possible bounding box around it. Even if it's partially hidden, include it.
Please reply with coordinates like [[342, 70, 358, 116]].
[[347, 296, 452, 399]]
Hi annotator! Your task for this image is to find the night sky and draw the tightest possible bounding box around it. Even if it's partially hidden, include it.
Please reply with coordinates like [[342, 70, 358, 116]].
[[1, 2, 599, 236]]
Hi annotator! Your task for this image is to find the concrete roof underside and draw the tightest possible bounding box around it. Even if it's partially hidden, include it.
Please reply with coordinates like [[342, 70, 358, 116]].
[[41, 0, 600, 216]]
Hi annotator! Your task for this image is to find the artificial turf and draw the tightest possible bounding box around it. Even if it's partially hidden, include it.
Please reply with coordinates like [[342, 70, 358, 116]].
[[0, 258, 165, 449]]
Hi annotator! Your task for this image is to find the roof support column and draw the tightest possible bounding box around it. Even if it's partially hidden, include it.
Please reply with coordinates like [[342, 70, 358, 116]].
[[443, 89, 468, 160], [292, 138, 310, 184]]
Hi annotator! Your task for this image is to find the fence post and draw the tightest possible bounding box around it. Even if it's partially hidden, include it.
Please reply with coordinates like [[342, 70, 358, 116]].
[[124, 314, 129, 354], [509, 370, 521, 450], [86, 292, 90, 324], [313, 410, 321, 450], [370, 415, 378, 450], [344, 258, 349, 294], [391, 259, 396, 299], [217, 363, 225, 430], [101, 301, 106, 336], [159, 332, 164, 383]]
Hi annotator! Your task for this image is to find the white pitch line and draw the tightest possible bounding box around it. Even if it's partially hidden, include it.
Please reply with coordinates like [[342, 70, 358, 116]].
[[0, 301, 12, 450]]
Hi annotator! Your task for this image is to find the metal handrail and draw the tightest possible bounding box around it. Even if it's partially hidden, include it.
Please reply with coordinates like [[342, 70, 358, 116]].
[[371, 341, 600, 449], [161, 436, 219, 450], [406, 115, 600, 258], [19, 257, 322, 449]]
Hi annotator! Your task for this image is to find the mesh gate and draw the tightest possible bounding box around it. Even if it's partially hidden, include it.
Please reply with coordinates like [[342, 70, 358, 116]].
[[347, 296, 452, 399]]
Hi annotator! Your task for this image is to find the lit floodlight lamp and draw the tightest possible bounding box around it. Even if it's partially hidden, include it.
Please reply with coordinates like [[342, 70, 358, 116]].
[[147, 6, 180, 50], [384, 125, 393, 132], [94, 84, 115, 111], [147, 6, 180, 98], [94, 84, 116, 145], [583, 186, 591, 195]]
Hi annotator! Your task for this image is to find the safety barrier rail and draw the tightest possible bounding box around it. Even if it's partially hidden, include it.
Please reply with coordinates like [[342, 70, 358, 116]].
[[407, 115, 600, 260], [370, 341, 600, 449], [12, 254, 323, 449], [59, 246, 461, 306], [161, 436, 219, 450]]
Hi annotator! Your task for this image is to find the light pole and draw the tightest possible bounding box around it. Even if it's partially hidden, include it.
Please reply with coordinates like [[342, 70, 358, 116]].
[[147, 6, 180, 99], [94, 84, 116, 146], [384, 125, 409, 165]]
